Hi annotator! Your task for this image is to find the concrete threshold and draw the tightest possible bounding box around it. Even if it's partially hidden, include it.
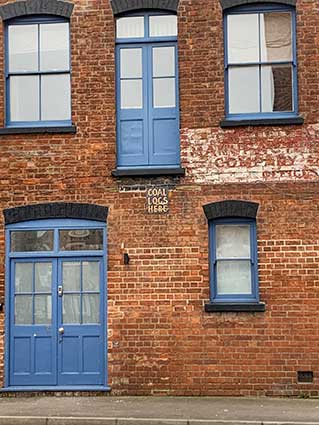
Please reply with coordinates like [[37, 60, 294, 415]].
[[1, 418, 319, 425]]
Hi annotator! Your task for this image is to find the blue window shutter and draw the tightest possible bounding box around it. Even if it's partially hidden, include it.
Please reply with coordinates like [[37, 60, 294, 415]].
[[148, 43, 180, 166]]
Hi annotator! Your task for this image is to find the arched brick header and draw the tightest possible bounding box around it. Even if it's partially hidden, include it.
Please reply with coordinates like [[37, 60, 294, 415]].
[[111, 0, 179, 15], [4, 202, 108, 225], [203, 200, 259, 220], [219, 0, 296, 10], [0, 0, 74, 21]]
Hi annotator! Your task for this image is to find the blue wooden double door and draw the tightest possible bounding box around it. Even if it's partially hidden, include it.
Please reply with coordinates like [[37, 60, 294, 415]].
[[9, 257, 105, 387]]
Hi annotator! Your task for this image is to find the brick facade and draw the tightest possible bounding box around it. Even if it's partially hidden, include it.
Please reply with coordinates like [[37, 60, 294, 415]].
[[0, 0, 318, 396]]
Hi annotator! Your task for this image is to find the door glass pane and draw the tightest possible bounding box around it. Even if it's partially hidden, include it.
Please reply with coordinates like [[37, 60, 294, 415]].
[[83, 261, 100, 291], [40, 23, 69, 71], [117, 16, 144, 38], [121, 80, 143, 109], [120, 48, 142, 78], [63, 294, 80, 323], [59, 229, 103, 251], [228, 66, 259, 113], [227, 14, 259, 63], [153, 78, 175, 108], [10, 76, 39, 121], [15, 295, 33, 324], [15, 263, 33, 293], [260, 12, 292, 62], [11, 230, 54, 252], [41, 74, 71, 121], [153, 47, 175, 77], [217, 260, 252, 295], [149, 15, 177, 37], [261, 64, 293, 112], [9, 24, 38, 72], [82, 294, 99, 323], [35, 262, 52, 292], [63, 262, 81, 291], [216, 225, 250, 258], [34, 295, 51, 324]]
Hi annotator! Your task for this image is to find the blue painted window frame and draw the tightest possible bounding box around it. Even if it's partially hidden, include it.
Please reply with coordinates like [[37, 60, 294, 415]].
[[115, 10, 180, 169], [224, 3, 298, 121], [5, 15, 72, 128], [4, 218, 108, 390], [209, 217, 259, 303]]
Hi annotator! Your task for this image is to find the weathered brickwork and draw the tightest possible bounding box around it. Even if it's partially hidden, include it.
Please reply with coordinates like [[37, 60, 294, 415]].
[[0, 0, 318, 396]]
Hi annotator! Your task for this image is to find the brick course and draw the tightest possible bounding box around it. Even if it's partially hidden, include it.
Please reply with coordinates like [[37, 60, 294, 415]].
[[0, 0, 318, 396]]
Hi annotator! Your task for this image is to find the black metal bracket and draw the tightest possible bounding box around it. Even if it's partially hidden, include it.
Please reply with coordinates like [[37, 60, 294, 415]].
[[0, 303, 3, 312], [123, 253, 130, 265]]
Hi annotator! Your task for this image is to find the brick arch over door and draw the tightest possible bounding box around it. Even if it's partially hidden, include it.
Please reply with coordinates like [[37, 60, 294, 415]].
[[4, 203, 108, 225], [219, 0, 296, 11], [0, 0, 74, 20], [111, 0, 179, 15]]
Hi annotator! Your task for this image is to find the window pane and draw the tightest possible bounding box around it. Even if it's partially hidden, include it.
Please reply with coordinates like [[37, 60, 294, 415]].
[[35, 262, 52, 292], [83, 261, 100, 291], [228, 66, 259, 113], [34, 295, 51, 324], [82, 294, 99, 323], [261, 65, 293, 112], [59, 229, 103, 251], [9, 24, 38, 72], [260, 12, 292, 62], [41, 74, 71, 121], [116, 17, 144, 38], [153, 46, 175, 77], [40, 23, 69, 71], [227, 14, 259, 63], [15, 295, 33, 324], [153, 78, 176, 108], [121, 80, 143, 109], [62, 262, 81, 291], [217, 260, 252, 295], [15, 263, 33, 293], [11, 230, 54, 252], [63, 294, 80, 324], [120, 48, 142, 78], [10, 76, 39, 122], [216, 225, 250, 258], [149, 15, 177, 37]]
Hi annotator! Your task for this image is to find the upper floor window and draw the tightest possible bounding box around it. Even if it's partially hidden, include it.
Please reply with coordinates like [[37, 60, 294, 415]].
[[115, 12, 180, 171], [6, 16, 71, 127], [224, 3, 298, 121]]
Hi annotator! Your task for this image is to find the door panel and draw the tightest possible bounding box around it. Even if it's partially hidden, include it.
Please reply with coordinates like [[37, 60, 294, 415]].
[[9, 259, 57, 386], [57, 258, 104, 385]]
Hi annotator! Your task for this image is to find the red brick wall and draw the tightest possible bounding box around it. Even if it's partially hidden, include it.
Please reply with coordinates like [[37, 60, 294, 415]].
[[0, 0, 318, 396]]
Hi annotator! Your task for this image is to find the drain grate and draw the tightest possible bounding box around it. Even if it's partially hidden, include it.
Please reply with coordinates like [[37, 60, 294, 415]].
[[297, 371, 313, 383]]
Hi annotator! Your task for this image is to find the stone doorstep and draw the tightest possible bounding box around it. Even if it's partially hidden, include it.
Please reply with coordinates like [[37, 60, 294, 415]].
[[0, 418, 319, 425]]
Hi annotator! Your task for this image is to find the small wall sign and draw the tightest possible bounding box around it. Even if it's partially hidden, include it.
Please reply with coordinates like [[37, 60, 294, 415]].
[[146, 187, 169, 214]]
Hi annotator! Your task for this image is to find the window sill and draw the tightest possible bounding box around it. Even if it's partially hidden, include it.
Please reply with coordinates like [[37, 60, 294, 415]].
[[0, 125, 77, 135], [112, 167, 185, 177], [220, 116, 304, 128], [205, 302, 265, 312]]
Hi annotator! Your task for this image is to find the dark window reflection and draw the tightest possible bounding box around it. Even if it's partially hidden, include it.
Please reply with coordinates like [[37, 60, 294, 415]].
[[11, 230, 54, 252], [59, 229, 103, 251]]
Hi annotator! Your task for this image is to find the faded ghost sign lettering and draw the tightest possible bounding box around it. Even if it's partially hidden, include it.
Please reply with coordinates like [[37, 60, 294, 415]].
[[146, 187, 169, 214]]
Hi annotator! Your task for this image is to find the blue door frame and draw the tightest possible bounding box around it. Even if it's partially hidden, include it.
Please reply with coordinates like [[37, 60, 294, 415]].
[[4, 219, 109, 391]]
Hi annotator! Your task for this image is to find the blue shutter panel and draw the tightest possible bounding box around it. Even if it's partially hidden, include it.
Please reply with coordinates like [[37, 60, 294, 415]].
[[117, 45, 149, 167], [148, 43, 180, 166]]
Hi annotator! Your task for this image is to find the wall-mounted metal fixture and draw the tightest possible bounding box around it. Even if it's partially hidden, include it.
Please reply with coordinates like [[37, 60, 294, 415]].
[[0, 303, 3, 312], [124, 253, 130, 265]]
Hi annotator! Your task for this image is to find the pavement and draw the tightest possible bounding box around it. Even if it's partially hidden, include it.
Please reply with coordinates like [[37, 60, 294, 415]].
[[0, 396, 319, 425]]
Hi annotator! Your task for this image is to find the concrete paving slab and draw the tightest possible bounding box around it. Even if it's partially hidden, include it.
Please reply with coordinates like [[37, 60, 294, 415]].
[[0, 396, 319, 425]]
